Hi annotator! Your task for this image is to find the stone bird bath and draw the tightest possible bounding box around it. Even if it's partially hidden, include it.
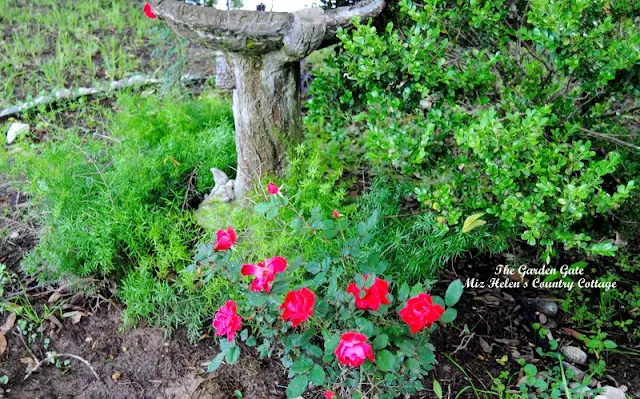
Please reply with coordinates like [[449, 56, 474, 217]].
[[148, 0, 385, 202]]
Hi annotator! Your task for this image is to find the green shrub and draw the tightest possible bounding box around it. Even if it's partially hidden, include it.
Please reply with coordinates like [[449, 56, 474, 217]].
[[307, 0, 639, 262], [2, 90, 235, 295]]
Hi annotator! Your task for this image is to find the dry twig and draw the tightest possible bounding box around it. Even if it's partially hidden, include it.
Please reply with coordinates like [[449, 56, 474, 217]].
[[23, 352, 100, 381]]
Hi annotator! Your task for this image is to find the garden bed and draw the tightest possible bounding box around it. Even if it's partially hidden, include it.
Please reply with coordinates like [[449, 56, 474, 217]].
[[1, 0, 639, 398], [1, 180, 638, 398]]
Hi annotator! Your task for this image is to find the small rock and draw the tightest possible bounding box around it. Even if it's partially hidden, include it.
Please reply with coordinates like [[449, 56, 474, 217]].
[[419, 99, 432, 110], [545, 320, 558, 329], [539, 313, 548, 324], [561, 346, 588, 365], [111, 371, 121, 381], [84, 336, 93, 343], [6, 122, 29, 145], [524, 298, 558, 316], [9, 232, 19, 240], [537, 299, 558, 316], [599, 386, 625, 399]]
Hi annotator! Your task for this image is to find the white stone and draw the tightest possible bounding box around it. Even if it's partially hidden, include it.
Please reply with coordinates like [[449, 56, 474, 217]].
[[560, 345, 588, 364], [6, 122, 29, 144], [9, 232, 19, 240], [600, 386, 626, 399]]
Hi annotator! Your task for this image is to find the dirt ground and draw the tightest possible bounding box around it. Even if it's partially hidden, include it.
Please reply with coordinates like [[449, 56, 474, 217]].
[[2, 308, 286, 399]]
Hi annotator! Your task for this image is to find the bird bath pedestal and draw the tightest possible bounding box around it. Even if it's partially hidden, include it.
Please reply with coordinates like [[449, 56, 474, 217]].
[[149, 0, 385, 201]]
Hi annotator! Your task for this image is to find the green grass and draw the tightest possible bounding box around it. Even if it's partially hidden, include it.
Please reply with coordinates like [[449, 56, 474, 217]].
[[0, 0, 186, 106]]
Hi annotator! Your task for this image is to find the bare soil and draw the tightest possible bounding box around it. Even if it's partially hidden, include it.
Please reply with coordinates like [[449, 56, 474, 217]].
[[2, 307, 286, 399]]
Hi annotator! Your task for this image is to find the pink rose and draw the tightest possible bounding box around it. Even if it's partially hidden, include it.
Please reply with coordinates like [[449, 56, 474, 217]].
[[324, 391, 336, 399], [241, 256, 287, 292], [267, 182, 279, 195], [212, 300, 242, 342], [143, 3, 157, 19], [335, 332, 375, 367], [214, 226, 237, 251], [281, 287, 315, 327], [332, 209, 341, 219]]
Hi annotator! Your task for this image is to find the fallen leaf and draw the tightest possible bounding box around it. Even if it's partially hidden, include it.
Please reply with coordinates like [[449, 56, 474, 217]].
[[111, 371, 122, 381], [0, 333, 6, 355], [561, 327, 582, 340], [20, 357, 36, 370], [48, 291, 63, 303], [495, 354, 508, 366], [1, 312, 16, 333], [473, 295, 502, 306], [462, 213, 487, 233], [47, 315, 63, 330], [62, 311, 88, 324], [71, 312, 86, 324], [493, 338, 520, 346], [479, 337, 492, 354], [69, 292, 85, 305]]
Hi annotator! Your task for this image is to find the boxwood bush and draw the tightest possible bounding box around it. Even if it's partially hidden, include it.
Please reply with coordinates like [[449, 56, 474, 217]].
[[307, 0, 639, 262]]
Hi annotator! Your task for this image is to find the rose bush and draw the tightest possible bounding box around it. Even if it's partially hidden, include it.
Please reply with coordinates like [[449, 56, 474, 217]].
[[187, 184, 464, 398]]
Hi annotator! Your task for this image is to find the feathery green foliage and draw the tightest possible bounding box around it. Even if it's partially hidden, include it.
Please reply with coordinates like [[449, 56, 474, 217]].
[[1, 91, 235, 305]]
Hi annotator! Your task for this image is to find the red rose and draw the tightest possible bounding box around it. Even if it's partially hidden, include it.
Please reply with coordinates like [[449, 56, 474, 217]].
[[143, 3, 157, 19], [214, 226, 237, 251], [241, 256, 287, 292], [399, 293, 445, 333], [324, 391, 336, 399], [267, 182, 279, 195], [212, 300, 242, 341], [280, 287, 315, 327], [347, 275, 390, 311], [335, 332, 375, 367]]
